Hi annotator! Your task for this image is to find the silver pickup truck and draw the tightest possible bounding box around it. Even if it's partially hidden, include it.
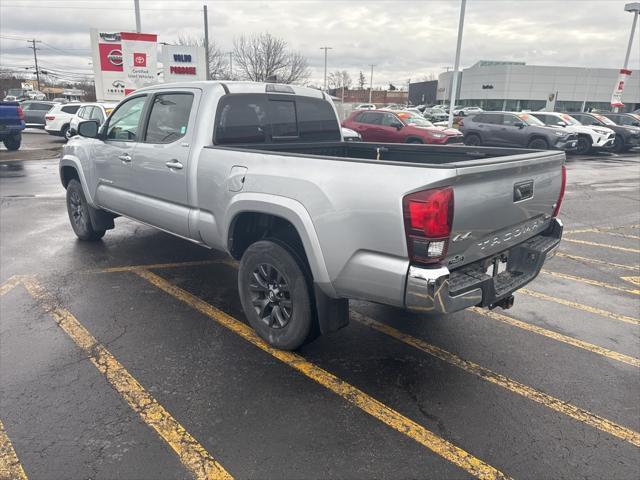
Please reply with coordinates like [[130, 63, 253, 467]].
[[61, 81, 565, 350]]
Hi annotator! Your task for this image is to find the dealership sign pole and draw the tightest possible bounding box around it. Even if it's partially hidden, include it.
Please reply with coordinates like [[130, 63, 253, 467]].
[[612, 2, 639, 111]]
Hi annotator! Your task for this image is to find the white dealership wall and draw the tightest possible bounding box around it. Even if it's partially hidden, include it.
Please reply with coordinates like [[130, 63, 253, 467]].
[[436, 61, 640, 111]]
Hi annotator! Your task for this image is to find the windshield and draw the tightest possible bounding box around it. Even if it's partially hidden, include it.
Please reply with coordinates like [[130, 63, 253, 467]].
[[592, 113, 616, 126], [558, 114, 581, 126], [397, 112, 434, 127], [517, 113, 545, 126]]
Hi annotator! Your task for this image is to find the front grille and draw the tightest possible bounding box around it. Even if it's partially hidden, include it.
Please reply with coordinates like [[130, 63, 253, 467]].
[[446, 136, 464, 144]]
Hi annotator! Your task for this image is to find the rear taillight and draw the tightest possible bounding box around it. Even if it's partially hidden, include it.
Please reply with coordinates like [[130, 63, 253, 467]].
[[45, 115, 55, 120], [17, 106, 24, 121], [552, 165, 566, 217], [403, 186, 454, 264]]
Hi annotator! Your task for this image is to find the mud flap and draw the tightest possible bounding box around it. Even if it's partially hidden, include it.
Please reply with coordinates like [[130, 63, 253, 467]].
[[87, 205, 115, 231], [314, 285, 349, 334]]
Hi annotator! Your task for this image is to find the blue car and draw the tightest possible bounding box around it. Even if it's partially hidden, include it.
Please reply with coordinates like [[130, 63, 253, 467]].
[[0, 101, 25, 151]]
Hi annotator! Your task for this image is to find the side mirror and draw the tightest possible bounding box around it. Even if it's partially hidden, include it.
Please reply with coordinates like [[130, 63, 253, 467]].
[[393, 123, 403, 130], [514, 121, 525, 129], [633, 122, 640, 127], [558, 121, 567, 127], [77, 120, 100, 138]]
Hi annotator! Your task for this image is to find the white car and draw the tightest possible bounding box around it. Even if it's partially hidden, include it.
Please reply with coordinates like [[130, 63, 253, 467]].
[[68, 103, 117, 138], [530, 112, 616, 155], [45, 103, 84, 139], [341, 127, 361, 141], [453, 106, 483, 116], [355, 103, 376, 110]]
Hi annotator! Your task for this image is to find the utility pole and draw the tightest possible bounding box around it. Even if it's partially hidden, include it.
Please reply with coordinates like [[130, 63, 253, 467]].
[[612, 2, 639, 112], [448, 0, 467, 128], [368, 64, 375, 103], [134, 0, 141, 33], [28, 39, 41, 91], [203, 5, 210, 80], [320, 46, 332, 91]]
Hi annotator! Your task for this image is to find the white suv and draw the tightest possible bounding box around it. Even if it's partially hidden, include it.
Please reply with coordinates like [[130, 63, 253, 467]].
[[68, 103, 116, 138], [45, 103, 84, 139], [531, 112, 615, 155]]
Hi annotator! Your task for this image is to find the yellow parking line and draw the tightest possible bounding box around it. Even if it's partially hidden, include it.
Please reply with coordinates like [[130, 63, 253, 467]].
[[135, 269, 510, 480], [565, 228, 640, 240], [352, 311, 640, 447], [562, 238, 640, 254], [470, 307, 640, 368], [0, 276, 23, 297], [554, 252, 639, 272], [91, 259, 227, 274], [0, 419, 28, 480], [541, 270, 640, 295], [20, 276, 232, 480], [519, 288, 639, 326]]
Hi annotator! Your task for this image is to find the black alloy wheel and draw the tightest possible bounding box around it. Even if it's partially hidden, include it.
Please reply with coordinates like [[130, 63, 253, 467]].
[[250, 263, 293, 329]]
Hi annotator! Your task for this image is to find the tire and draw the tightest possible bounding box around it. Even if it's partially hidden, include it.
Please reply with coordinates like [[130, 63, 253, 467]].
[[528, 137, 549, 150], [612, 136, 625, 153], [464, 133, 481, 146], [238, 240, 313, 350], [575, 136, 592, 155], [62, 124, 71, 140], [3, 134, 21, 151], [66, 179, 106, 241]]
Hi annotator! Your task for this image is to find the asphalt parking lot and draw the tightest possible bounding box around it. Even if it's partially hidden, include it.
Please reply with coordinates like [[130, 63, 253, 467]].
[[1, 132, 639, 479]]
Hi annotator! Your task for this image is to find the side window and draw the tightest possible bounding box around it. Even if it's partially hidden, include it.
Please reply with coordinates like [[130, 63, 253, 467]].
[[381, 113, 399, 126], [33, 103, 53, 111], [475, 113, 499, 124], [106, 95, 147, 141], [215, 94, 267, 145], [297, 97, 340, 141], [360, 112, 382, 124], [61, 105, 80, 114], [77, 107, 88, 119], [577, 115, 596, 126], [268, 100, 297, 138], [502, 115, 520, 126], [144, 93, 194, 144], [613, 115, 629, 125], [89, 107, 104, 123]]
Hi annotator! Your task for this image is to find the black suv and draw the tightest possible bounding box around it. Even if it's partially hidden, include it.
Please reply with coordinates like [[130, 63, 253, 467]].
[[569, 112, 640, 153], [459, 112, 578, 150]]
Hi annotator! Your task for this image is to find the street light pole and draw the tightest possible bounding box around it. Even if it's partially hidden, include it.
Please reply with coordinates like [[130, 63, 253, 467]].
[[203, 5, 210, 80], [320, 47, 332, 91], [369, 64, 375, 103], [134, 0, 141, 33], [448, 0, 466, 128], [613, 2, 640, 112]]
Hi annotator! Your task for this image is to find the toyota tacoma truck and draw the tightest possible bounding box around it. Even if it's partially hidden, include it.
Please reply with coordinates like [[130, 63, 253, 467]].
[[60, 81, 565, 350]]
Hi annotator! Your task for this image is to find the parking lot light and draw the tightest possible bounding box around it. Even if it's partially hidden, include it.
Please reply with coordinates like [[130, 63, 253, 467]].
[[612, 2, 639, 112], [448, 0, 467, 128]]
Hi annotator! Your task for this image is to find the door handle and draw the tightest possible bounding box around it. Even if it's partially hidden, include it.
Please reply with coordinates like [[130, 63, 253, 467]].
[[118, 153, 132, 163], [165, 160, 183, 170]]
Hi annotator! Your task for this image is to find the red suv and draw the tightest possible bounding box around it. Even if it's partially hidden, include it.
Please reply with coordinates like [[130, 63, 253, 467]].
[[342, 110, 463, 144]]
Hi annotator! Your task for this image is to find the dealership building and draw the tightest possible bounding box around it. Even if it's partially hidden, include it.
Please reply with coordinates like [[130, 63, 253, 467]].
[[433, 60, 640, 112]]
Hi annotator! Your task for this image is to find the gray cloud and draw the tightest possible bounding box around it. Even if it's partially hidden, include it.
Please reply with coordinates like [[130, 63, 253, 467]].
[[1, 0, 638, 87]]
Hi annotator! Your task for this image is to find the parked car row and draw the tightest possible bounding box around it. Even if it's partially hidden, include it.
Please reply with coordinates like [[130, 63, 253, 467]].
[[459, 111, 640, 153], [45, 102, 116, 139]]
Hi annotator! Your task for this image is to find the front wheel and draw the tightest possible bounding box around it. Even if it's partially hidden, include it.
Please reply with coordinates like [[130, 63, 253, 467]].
[[464, 133, 481, 146], [575, 136, 592, 155], [66, 179, 106, 241], [3, 134, 21, 151], [528, 138, 549, 150], [612, 136, 625, 153], [238, 240, 313, 350]]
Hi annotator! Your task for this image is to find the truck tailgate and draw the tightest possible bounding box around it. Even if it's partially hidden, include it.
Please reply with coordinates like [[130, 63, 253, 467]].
[[445, 151, 565, 268]]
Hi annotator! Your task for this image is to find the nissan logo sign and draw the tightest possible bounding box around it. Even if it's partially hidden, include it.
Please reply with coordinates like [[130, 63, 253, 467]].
[[107, 49, 123, 67]]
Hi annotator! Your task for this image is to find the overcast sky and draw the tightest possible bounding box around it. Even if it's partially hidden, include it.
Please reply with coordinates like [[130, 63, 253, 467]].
[[1, 0, 638, 87]]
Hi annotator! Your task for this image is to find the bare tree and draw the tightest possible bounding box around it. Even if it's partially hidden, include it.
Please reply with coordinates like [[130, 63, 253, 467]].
[[233, 33, 309, 84], [176, 34, 227, 80], [327, 70, 352, 90]]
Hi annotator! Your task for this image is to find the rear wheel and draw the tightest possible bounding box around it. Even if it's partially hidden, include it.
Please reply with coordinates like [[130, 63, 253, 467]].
[[66, 179, 106, 241], [528, 137, 549, 150], [3, 134, 21, 151], [464, 133, 481, 146], [238, 240, 313, 350], [575, 136, 592, 155], [62, 124, 71, 140]]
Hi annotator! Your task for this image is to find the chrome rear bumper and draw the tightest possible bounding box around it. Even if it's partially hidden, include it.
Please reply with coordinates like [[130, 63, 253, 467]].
[[405, 218, 563, 314]]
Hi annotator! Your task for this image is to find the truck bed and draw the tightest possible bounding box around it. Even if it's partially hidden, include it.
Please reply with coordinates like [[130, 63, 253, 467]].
[[210, 141, 551, 168]]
